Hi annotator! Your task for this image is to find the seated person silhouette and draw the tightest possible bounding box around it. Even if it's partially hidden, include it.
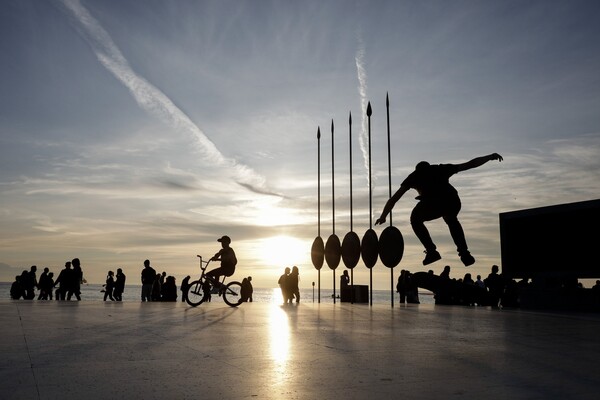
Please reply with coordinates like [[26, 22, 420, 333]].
[[375, 153, 503, 266], [204, 235, 237, 296]]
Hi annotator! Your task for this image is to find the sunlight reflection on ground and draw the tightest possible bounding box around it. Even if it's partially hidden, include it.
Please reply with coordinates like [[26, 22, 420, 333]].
[[268, 289, 291, 384]]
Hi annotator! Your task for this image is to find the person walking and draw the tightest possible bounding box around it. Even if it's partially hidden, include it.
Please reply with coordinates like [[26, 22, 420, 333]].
[[54, 261, 72, 300], [375, 153, 503, 266], [104, 271, 115, 301]]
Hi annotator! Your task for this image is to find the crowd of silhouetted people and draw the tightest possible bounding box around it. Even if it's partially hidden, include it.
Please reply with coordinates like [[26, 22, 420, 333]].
[[10, 259, 85, 301], [141, 259, 254, 303], [8, 257, 254, 304], [9, 258, 180, 302], [138, 259, 182, 302], [11, 259, 599, 309], [424, 264, 506, 307], [419, 264, 600, 309]]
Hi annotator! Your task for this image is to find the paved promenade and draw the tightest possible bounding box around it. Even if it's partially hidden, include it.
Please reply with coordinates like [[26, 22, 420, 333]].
[[2, 300, 600, 399]]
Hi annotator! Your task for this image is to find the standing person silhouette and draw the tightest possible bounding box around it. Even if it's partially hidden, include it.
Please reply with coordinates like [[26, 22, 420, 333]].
[[288, 266, 300, 303], [37, 267, 50, 300], [340, 270, 350, 291], [246, 276, 253, 302], [484, 264, 504, 308], [141, 260, 156, 302], [113, 268, 126, 301], [24, 265, 38, 300], [180, 275, 191, 303], [375, 153, 503, 266], [278, 267, 290, 304], [240, 277, 251, 302], [69, 258, 83, 300]]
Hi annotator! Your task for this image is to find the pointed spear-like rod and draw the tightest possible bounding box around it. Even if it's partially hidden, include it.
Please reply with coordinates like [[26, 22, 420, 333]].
[[317, 126, 321, 303], [318, 126, 321, 238], [386, 93, 394, 308], [331, 119, 337, 304], [367, 103, 373, 231], [349, 112, 353, 233], [349, 111, 354, 302], [367, 102, 373, 306], [386, 93, 393, 226], [331, 119, 335, 236]]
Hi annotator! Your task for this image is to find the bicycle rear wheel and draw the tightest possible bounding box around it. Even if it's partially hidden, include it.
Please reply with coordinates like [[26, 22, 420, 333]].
[[223, 281, 243, 307], [186, 280, 206, 307]]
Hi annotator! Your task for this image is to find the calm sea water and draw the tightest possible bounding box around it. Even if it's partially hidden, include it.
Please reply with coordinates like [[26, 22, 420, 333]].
[[0, 282, 434, 305]]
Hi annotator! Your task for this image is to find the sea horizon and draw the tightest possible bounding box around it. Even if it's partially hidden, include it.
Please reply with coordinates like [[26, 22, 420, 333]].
[[0, 282, 434, 305]]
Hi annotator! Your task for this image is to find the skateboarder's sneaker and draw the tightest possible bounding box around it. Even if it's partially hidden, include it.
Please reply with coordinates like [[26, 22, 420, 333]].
[[460, 252, 475, 266], [422, 250, 441, 265]]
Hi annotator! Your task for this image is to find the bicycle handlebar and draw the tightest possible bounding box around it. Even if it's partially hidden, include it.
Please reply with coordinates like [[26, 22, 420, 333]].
[[196, 255, 212, 270]]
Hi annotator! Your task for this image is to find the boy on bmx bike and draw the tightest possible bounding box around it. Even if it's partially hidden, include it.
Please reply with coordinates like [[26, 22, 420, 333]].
[[187, 235, 242, 307], [206, 235, 237, 285]]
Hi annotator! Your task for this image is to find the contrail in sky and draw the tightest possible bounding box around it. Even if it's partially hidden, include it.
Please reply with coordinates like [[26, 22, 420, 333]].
[[355, 31, 371, 185], [57, 0, 276, 196]]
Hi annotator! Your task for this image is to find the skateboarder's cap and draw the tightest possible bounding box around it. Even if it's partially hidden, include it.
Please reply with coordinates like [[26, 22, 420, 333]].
[[217, 235, 231, 243]]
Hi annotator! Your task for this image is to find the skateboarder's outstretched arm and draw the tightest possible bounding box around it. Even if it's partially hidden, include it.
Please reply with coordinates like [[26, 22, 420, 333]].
[[455, 153, 503, 173], [375, 185, 410, 226]]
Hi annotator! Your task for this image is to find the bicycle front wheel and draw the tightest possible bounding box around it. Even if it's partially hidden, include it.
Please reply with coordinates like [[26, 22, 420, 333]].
[[186, 280, 206, 307], [223, 281, 243, 307]]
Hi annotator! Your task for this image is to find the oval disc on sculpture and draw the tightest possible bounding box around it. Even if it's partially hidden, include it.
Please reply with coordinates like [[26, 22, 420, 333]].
[[311, 236, 325, 270], [378, 225, 404, 268], [325, 234, 341, 270], [341, 231, 361, 269], [361, 228, 379, 269]]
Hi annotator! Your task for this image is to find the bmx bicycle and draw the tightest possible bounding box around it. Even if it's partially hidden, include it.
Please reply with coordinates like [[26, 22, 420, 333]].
[[185, 255, 243, 307]]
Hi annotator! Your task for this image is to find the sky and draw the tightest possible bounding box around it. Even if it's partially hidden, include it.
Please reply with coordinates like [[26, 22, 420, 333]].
[[1, 0, 599, 290]]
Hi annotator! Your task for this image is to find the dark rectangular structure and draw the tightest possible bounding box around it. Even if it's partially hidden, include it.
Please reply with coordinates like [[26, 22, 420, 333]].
[[499, 199, 600, 279], [340, 285, 369, 303]]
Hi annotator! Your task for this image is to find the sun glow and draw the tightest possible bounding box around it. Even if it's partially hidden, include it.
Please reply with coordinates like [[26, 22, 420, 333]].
[[259, 235, 308, 268]]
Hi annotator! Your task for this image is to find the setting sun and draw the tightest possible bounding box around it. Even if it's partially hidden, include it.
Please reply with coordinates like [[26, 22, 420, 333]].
[[259, 235, 307, 268]]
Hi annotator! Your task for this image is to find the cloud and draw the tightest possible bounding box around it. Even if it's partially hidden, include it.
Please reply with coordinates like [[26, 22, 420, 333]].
[[355, 29, 370, 184], [56, 0, 276, 197], [237, 182, 284, 198]]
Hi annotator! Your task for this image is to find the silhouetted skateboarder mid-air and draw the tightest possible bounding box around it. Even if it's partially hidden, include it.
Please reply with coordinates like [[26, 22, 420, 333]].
[[375, 153, 503, 266]]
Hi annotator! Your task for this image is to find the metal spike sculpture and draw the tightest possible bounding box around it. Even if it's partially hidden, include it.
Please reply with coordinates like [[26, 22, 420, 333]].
[[313, 92, 404, 307], [311, 127, 325, 303], [341, 111, 361, 303], [360, 102, 379, 306], [325, 120, 341, 304], [377, 93, 404, 307]]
